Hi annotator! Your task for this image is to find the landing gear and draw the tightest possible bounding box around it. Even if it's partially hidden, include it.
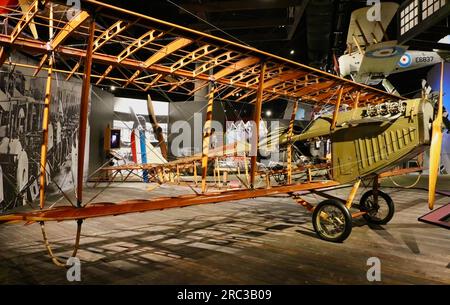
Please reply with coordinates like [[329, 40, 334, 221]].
[[359, 190, 394, 225], [312, 199, 352, 242]]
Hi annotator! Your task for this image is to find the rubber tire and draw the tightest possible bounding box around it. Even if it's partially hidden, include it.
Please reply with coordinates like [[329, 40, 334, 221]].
[[359, 190, 395, 225], [312, 199, 352, 243]]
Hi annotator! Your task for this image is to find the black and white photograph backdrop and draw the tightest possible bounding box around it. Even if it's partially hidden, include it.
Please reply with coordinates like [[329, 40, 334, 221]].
[[0, 52, 86, 212]]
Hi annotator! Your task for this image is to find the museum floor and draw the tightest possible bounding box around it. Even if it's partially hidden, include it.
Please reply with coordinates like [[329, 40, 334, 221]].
[[0, 183, 448, 284]]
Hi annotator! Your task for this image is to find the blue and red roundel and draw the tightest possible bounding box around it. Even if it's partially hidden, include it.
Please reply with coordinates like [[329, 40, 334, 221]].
[[398, 53, 412, 68]]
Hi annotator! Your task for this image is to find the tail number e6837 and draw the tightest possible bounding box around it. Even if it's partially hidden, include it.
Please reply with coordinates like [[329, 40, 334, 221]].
[[415, 56, 434, 63]]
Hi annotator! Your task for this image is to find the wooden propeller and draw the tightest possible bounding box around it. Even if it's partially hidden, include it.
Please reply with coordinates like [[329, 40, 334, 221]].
[[428, 61, 445, 210]]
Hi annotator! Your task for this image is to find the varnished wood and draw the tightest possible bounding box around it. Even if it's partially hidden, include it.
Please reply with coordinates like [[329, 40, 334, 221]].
[[287, 100, 298, 184], [51, 10, 89, 49], [201, 85, 215, 193], [0, 181, 339, 223], [331, 87, 344, 130], [250, 62, 266, 188], [38, 55, 53, 209], [76, 18, 95, 207]]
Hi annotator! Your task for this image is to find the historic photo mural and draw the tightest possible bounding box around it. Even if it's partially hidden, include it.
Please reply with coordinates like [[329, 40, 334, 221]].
[[0, 53, 85, 212]]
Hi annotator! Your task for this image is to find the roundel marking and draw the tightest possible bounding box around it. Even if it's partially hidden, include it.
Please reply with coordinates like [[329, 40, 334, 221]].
[[398, 53, 412, 67], [365, 46, 404, 58]]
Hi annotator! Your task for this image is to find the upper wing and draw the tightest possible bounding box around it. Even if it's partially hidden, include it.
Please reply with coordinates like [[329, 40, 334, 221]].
[[18, 0, 39, 39], [346, 2, 399, 52], [0, 0, 404, 108]]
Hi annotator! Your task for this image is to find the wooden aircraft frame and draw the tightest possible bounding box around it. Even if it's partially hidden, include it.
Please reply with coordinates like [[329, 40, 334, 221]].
[[0, 0, 433, 265]]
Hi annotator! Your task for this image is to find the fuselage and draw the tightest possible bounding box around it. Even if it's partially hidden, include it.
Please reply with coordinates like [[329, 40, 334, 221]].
[[277, 98, 434, 183], [339, 50, 441, 85]]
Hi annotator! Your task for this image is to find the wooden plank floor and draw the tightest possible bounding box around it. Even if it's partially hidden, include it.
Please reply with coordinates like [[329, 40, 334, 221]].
[[0, 183, 448, 284]]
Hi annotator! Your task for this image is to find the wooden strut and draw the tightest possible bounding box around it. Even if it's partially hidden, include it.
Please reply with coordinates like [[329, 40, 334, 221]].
[[291, 194, 315, 212], [39, 54, 53, 209], [10, 0, 40, 43], [373, 174, 379, 206], [39, 11, 94, 268], [287, 100, 299, 184], [250, 62, 266, 188], [353, 91, 360, 109], [330, 86, 344, 131], [201, 83, 215, 193], [345, 179, 361, 209], [354, 19, 369, 46], [190, 161, 196, 186], [76, 18, 95, 207]]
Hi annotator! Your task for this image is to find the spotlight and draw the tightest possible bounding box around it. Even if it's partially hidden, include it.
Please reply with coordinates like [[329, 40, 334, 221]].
[[290, 50, 295, 55], [111, 86, 116, 91], [266, 110, 272, 117]]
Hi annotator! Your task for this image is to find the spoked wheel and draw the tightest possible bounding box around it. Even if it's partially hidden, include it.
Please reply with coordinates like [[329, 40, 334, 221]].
[[312, 199, 352, 242], [359, 190, 394, 225]]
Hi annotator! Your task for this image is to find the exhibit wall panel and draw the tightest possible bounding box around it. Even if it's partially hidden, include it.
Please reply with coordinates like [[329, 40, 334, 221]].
[[0, 53, 88, 212], [89, 87, 114, 175], [111, 97, 169, 163]]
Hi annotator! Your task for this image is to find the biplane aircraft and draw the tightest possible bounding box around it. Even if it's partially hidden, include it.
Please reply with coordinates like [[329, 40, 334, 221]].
[[0, 0, 445, 266], [337, 2, 442, 92]]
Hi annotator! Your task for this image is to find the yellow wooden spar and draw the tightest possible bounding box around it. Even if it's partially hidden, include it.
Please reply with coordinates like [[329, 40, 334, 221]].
[[428, 61, 445, 210]]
